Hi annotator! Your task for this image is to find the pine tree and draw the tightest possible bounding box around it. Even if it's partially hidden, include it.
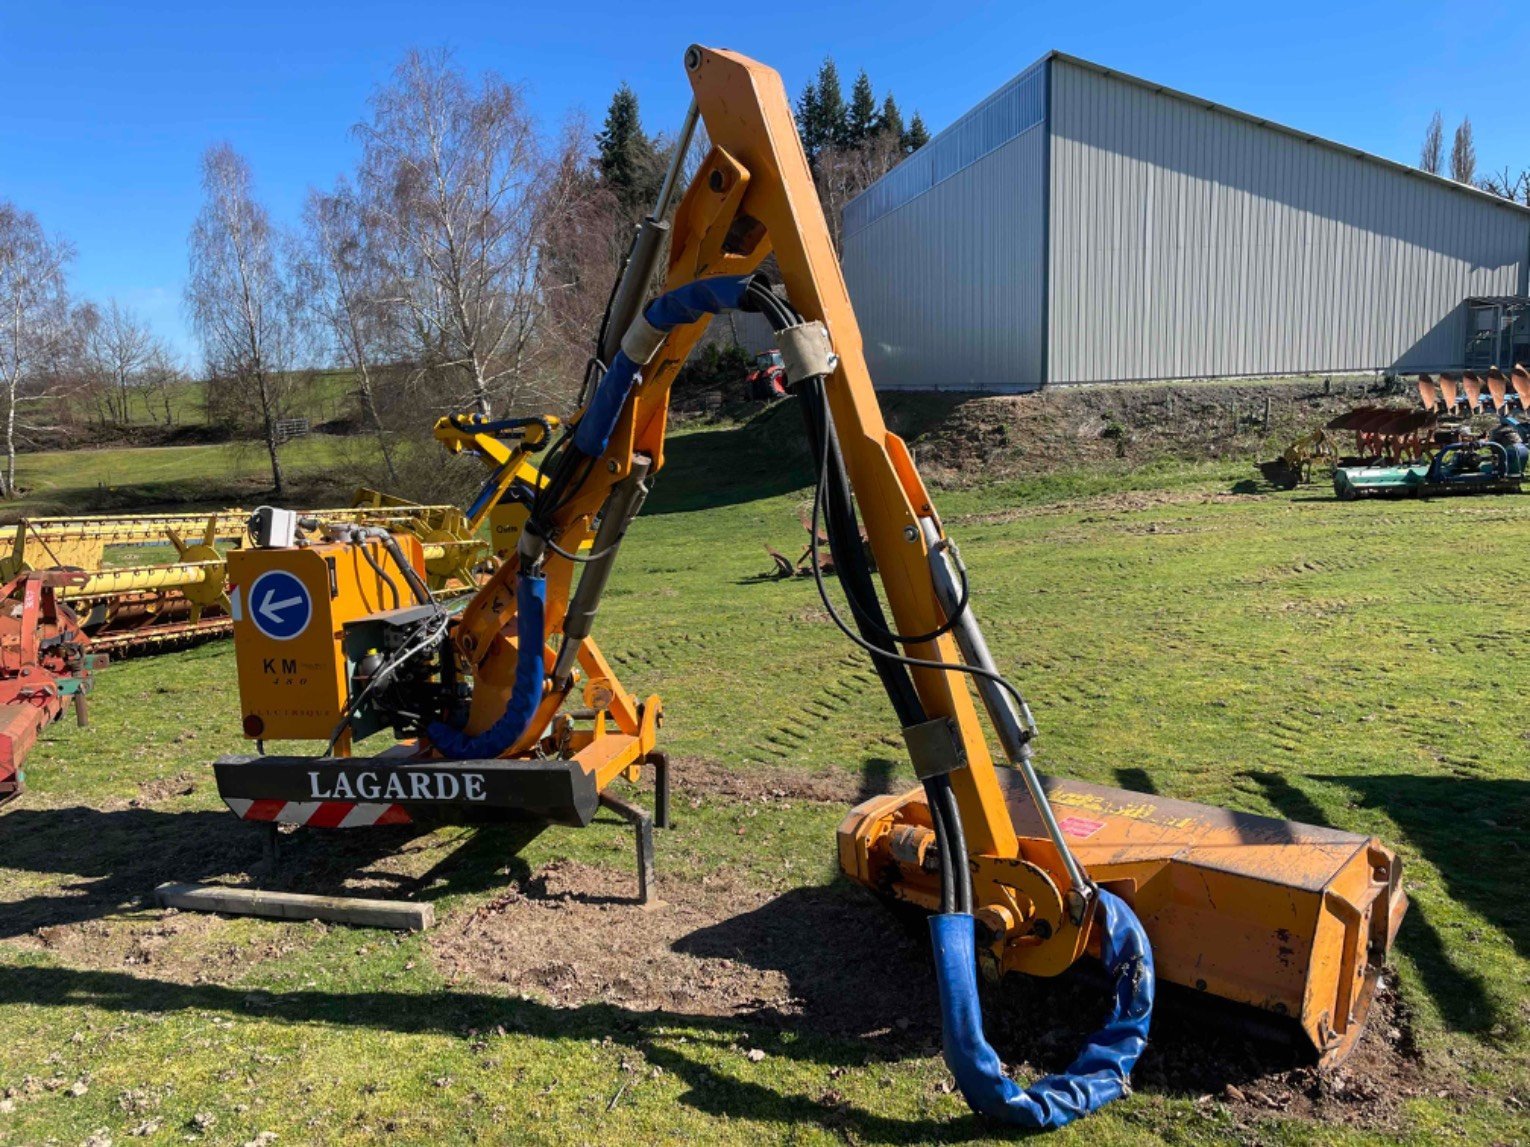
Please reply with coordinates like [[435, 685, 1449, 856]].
[[814, 58, 848, 148], [597, 82, 661, 216], [848, 69, 877, 145], [903, 112, 930, 153], [795, 79, 823, 161], [878, 94, 905, 143]]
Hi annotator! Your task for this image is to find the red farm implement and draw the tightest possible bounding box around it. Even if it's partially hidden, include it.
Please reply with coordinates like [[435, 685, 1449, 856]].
[[0, 572, 102, 807]]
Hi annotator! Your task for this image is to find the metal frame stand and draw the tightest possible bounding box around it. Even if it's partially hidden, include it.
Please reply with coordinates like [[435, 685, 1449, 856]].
[[598, 752, 672, 906]]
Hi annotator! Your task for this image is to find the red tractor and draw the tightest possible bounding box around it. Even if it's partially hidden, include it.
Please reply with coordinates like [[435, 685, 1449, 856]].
[[744, 349, 787, 400]]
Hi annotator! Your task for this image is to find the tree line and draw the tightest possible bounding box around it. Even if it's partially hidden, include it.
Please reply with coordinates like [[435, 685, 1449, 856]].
[[0, 207, 184, 497], [0, 49, 928, 500], [796, 57, 928, 249], [1419, 111, 1528, 204]]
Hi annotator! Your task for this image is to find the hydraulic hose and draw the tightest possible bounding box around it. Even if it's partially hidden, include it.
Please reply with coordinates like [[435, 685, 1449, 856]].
[[572, 274, 756, 459], [425, 573, 546, 759], [795, 373, 962, 915], [768, 289, 1153, 1128], [931, 890, 1153, 1129]]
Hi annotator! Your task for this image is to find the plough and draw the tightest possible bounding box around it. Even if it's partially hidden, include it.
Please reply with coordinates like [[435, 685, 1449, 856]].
[[1324, 406, 1438, 464], [0, 495, 493, 655], [1418, 366, 1530, 418], [0, 571, 102, 806], [1333, 370, 1529, 499], [1261, 406, 1435, 489], [764, 509, 871, 579]]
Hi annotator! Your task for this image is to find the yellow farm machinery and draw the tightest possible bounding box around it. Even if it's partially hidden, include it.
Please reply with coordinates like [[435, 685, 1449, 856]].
[[201, 46, 1407, 1132], [0, 496, 494, 655]]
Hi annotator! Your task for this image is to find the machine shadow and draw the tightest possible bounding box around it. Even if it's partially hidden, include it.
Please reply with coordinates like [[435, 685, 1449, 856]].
[[1112, 766, 1160, 795], [0, 881, 1332, 1143], [0, 960, 988, 1145], [0, 804, 541, 941], [1243, 770, 1518, 1036], [674, 882, 1320, 1097]]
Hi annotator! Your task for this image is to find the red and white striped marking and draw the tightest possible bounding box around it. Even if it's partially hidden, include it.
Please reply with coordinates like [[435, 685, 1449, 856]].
[[224, 798, 412, 828]]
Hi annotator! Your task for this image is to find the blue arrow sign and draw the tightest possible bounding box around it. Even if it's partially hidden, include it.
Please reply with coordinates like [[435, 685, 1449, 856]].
[[247, 569, 312, 641]]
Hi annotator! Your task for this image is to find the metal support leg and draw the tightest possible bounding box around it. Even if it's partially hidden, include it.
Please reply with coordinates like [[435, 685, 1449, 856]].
[[650, 752, 671, 830], [262, 822, 281, 870], [599, 791, 657, 906]]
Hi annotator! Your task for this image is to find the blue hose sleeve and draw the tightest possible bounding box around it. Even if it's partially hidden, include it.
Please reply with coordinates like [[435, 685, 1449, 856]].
[[929, 889, 1154, 1129], [426, 573, 546, 759], [465, 461, 511, 522], [573, 349, 642, 457], [641, 274, 753, 328], [572, 275, 754, 457]]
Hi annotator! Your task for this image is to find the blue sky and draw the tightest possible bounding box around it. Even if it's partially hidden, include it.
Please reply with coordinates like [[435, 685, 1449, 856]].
[[2, 1, 1526, 359]]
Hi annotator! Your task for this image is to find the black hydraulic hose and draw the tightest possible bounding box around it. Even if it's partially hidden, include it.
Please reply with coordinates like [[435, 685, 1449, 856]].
[[359, 540, 401, 611], [745, 279, 970, 912], [797, 380, 924, 728], [748, 278, 964, 915], [379, 532, 436, 609], [543, 536, 621, 564], [797, 373, 961, 915], [806, 379, 972, 914], [938, 781, 973, 916]]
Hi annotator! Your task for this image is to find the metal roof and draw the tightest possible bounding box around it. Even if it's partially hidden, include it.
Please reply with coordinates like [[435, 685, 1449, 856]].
[[1048, 52, 1530, 218], [846, 51, 1530, 223]]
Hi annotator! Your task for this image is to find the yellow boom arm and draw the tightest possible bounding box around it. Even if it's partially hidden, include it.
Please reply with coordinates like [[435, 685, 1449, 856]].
[[441, 44, 1405, 1078]]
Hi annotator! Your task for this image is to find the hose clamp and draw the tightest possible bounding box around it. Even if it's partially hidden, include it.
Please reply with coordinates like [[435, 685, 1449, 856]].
[[778, 321, 837, 383], [620, 314, 666, 365], [903, 716, 967, 780]]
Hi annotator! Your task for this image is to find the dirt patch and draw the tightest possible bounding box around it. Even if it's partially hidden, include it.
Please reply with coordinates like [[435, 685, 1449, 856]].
[[984, 963, 1459, 1134], [14, 911, 319, 984], [908, 378, 1412, 486], [668, 755, 885, 807], [129, 771, 201, 808], [431, 859, 937, 1041]]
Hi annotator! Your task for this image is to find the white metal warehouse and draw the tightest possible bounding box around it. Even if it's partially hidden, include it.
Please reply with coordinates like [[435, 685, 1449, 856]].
[[840, 52, 1530, 390]]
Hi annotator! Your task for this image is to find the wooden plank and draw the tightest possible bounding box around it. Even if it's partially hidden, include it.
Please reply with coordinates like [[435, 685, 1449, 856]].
[[154, 882, 434, 931]]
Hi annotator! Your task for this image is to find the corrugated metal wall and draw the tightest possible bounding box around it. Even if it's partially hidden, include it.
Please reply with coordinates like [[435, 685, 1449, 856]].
[[841, 61, 1048, 390], [1047, 59, 1530, 383]]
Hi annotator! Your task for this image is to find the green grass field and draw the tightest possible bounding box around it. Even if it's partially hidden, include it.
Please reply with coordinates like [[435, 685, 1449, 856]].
[[6, 436, 354, 518], [51, 370, 364, 435], [0, 418, 1525, 1145]]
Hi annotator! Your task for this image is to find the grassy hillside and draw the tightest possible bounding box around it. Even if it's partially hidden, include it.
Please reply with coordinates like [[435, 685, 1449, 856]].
[[2, 435, 355, 519], [0, 417, 1524, 1145]]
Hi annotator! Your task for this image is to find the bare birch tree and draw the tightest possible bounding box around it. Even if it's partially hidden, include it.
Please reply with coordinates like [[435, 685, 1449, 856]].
[[295, 179, 398, 480], [139, 345, 185, 426], [356, 49, 551, 416], [535, 117, 628, 397], [813, 130, 906, 252], [0, 202, 73, 497], [78, 299, 159, 424], [186, 143, 300, 494]]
